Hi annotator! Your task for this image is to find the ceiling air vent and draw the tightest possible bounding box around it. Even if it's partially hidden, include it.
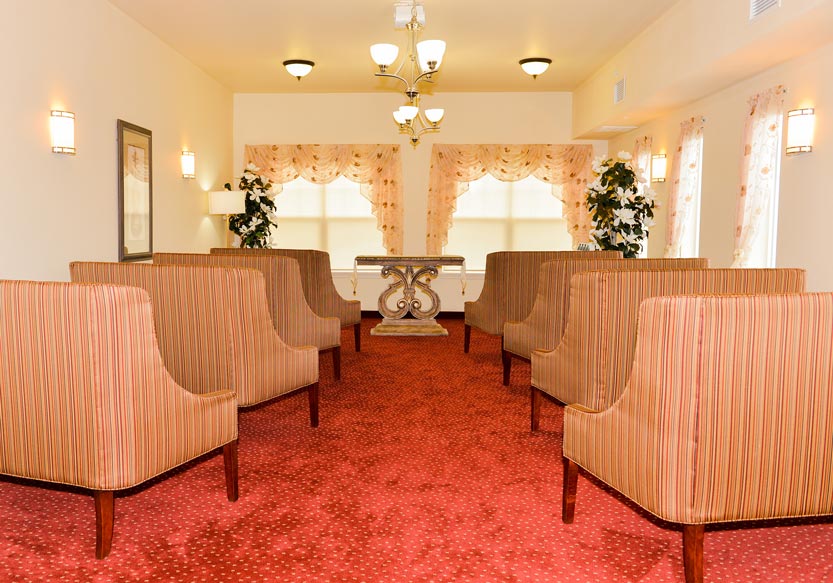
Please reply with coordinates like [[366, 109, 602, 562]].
[[613, 78, 626, 104], [750, 0, 780, 20]]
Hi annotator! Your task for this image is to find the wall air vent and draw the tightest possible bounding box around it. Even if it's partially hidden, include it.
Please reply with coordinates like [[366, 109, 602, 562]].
[[613, 78, 626, 104], [750, 0, 780, 20], [596, 125, 638, 134]]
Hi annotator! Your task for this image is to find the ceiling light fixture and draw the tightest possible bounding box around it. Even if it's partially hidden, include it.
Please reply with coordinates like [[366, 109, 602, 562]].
[[370, 1, 446, 147], [283, 59, 315, 81], [519, 58, 552, 79]]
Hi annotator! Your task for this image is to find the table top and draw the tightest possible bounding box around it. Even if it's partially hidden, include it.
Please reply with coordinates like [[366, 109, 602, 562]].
[[355, 255, 465, 267]]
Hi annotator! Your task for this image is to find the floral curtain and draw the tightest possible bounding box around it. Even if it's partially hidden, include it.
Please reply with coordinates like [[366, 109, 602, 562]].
[[633, 136, 653, 188], [664, 117, 705, 258], [731, 86, 785, 268], [244, 144, 404, 255], [426, 144, 595, 255]]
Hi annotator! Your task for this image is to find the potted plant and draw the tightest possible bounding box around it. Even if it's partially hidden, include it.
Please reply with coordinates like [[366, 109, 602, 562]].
[[226, 163, 279, 248]]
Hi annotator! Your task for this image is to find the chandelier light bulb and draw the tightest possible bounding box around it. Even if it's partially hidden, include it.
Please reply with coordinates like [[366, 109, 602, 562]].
[[370, 44, 399, 69], [282, 59, 315, 80], [416, 40, 446, 72], [424, 108, 444, 124], [399, 105, 419, 121], [519, 57, 552, 79]]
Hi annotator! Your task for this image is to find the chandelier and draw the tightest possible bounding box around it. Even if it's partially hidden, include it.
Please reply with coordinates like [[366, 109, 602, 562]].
[[370, 1, 446, 147]]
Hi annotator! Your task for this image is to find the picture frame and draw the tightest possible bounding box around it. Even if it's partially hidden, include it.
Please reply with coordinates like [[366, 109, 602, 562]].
[[117, 119, 153, 261]]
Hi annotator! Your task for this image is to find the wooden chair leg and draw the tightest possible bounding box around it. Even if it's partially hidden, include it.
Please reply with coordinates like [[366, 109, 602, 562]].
[[94, 490, 114, 559], [308, 382, 320, 428], [683, 524, 705, 583], [562, 457, 578, 524], [332, 346, 341, 381], [464, 324, 471, 353], [530, 386, 542, 431], [502, 350, 512, 385], [353, 322, 361, 352], [223, 440, 239, 502]]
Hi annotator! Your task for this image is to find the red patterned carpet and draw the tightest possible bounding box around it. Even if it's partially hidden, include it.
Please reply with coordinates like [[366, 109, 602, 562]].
[[2, 318, 833, 582]]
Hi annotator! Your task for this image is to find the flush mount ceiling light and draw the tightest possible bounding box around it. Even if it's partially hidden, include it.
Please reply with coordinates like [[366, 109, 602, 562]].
[[519, 57, 552, 79], [370, 0, 446, 147], [283, 59, 315, 80]]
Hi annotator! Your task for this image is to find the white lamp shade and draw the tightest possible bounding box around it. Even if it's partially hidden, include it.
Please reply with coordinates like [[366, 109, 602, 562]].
[[424, 108, 444, 123], [181, 151, 195, 178], [209, 190, 245, 215], [392, 109, 408, 124], [370, 43, 399, 66], [786, 108, 815, 154], [283, 60, 314, 79], [416, 40, 446, 71], [520, 59, 551, 77], [399, 105, 419, 121], [50, 110, 75, 154], [651, 154, 667, 182]]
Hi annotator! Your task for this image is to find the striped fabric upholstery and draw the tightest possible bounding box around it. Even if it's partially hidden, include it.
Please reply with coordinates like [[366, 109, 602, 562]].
[[210, 248, 361, 328], [154, 253, 340, 351], [564, 293, 833, 525], [533, 269, 806, 411], [0, 280, 237, 491], [465, 251, 622, 336], [504, 258, 709, 360], [70, 263, 318, 407]]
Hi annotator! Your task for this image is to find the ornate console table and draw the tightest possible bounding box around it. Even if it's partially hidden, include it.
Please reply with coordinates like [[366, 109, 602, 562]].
[[354, 255, 465, 336]]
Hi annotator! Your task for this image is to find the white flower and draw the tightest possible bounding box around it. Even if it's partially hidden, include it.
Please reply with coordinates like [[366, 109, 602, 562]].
[[259, 202, 271, 213], [615, 187, 633, 203], [643, 216, 656, 229], [245, 163, 259, 172], [243, 172, 257, 182], [613, 207, 636, 226], [618, 151, 633, 161], [592, 157, 611, 175], [635, 170, 648, 184], [590, 228, 608, 241]]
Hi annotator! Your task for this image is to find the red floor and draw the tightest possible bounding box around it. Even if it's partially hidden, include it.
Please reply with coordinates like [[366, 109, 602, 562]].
[[2, 319, 833, 582]]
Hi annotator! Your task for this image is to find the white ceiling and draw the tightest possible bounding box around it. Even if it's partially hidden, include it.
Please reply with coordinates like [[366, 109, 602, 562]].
[[108, 0, 680, 93]]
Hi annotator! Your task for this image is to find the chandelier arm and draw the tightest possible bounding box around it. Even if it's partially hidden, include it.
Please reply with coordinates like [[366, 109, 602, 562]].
[[412, 71, 436, 86], [374, 72, 410, 89]]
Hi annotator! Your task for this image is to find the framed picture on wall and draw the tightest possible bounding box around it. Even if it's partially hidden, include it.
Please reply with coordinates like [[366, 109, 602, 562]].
[[117, 119, 153, 261]]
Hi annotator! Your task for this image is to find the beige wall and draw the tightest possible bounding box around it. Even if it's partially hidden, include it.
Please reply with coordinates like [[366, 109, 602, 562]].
[[609, 40, 833, 291], [0, 0, 233, 282], [233, 91, 605, 309]]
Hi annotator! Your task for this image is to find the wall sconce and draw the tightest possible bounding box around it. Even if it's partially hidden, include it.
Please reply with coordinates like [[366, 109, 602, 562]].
[[786, 108, 815, 155], [181, 151, 195, 178], [208, 190, 245, 218], [651, 154, 667, 182], [50, 110, 76, 155]]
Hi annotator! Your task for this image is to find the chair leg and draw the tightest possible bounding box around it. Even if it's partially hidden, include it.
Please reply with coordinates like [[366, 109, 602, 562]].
[[332, 346, 341, 381], [464, 324, 471, 353], [223, 440, 239, 502], [530, 386, 542, 431], [94, 490, 114, 559], [308, 382, 320, 428], [683, 524, 705, 583], [502, 350, 512, 386], [353, 322, 361, 352], [562, 457, 578, 524]]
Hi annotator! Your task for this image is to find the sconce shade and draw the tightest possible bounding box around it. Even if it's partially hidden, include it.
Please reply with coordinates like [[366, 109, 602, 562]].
[[519, 58, 552, 79], [392, 109, 408, 124], [786, 108, 815, 155], [181, 151, 195, 179], [371, 43, 399, 67], [209, 190, 245, 215], [283, 59, 315, 80], [416, 39, 446, 71], [424, 108, 444, 124], [50, 110, 75, 155], [399, 105, 419, 121], [651, 154, 667, 182]]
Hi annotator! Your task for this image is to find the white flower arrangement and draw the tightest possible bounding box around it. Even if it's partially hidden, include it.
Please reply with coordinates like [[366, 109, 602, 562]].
[[226, 163, 279, 248], [586, 152, 657, 258]]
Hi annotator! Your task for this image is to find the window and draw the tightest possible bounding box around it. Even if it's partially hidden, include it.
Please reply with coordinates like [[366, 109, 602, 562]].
[[443, 175, 572, 270], [272, 176, 385, 269], [679, 138, 704, 259]]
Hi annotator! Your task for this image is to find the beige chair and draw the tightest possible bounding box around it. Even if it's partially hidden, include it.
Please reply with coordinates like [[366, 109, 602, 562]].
[[70, 262, 320, 422], [211, 248, 362, 351], [463, 251, 621, 353], [532, 268, 806, 430], [154, 252, 342, 380], [0, 280, 238, 559], [563, 293, 833, 583], [501, 257, 709, 384]]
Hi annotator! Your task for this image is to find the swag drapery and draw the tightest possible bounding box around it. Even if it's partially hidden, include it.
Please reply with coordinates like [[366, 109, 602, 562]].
[[244, 144, 404, 255], [664, 117, 706, 258], [731, 85, 785, 268], [426, 144, 595, 255]]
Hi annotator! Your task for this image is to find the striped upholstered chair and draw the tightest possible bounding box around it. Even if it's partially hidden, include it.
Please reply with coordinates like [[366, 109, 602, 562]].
[[155, 252, 342, 380], [0, 280, 238, 559], [501, 257, 709, 384], [211, 248, 362, 351], [464, 250, 621, 353], [531, 268, 806, 430], [562, 293, 833, 583], [70, 262, 320, 423]]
